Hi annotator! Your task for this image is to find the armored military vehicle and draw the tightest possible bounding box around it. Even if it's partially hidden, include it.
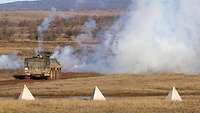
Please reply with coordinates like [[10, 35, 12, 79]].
[[24, 52, 61, 80]]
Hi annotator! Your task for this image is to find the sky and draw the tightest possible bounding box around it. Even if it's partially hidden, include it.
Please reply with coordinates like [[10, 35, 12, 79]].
[[0, 0, 37, 4]]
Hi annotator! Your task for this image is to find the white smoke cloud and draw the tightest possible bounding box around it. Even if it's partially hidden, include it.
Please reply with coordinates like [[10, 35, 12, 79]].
[[0, 54, 23, 70], [51, 19, 106, 72], [53, 0, 200, 74], [51, 46, 80, 71], [110, 0, 200, 74]]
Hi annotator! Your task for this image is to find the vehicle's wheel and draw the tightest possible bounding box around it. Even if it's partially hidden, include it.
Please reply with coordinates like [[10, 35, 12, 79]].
[[45, 76, 51, 80]]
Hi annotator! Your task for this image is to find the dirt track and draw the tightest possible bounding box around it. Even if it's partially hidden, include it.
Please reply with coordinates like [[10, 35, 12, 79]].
[[0, 80, 44, 88], [0, 72, 99, 87]]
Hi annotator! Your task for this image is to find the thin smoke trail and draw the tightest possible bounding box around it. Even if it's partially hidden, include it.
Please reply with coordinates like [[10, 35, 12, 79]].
[[35, 7, 72, 54], [36, 7, 56, 54]]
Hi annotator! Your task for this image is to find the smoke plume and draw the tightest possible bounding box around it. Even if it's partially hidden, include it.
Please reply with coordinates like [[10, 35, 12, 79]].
[[36, 7, 72, 54], [51, 19, 101, 72], [51, 46, 80, 71], [0, 54, 23, 70], [36, 7, 57, 54], [53, 0, 200, 74], [109, 0, 200, 74]]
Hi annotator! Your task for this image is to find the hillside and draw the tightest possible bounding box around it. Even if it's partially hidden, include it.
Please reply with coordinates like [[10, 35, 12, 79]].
[[0, 0, 132, 11]]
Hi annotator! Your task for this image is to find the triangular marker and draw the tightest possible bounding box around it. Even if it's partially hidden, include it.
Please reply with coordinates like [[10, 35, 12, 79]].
[[91, 86, 106, 101], [166, 86, 182, 101], [18, 85, 35, 100]]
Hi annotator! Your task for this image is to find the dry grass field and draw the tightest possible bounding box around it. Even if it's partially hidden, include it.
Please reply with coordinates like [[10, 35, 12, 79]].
[[1, 73, 200, 97], [0, 96, 199, 113], [0, 74, 200, 113]]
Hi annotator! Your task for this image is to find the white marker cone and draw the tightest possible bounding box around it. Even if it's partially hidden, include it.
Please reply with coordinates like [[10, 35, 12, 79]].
[[91, 86, 106, 101]]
